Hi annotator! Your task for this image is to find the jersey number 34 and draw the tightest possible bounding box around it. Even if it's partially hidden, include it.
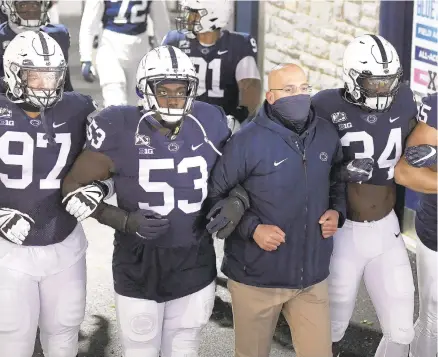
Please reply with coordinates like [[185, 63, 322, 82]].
[[341, 128, 402, 180]]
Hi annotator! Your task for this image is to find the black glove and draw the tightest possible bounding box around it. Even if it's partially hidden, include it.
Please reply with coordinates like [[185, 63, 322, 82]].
[[405, 144, 437, 168], [125, 209, 170, 240], [206, 185, 250, 239], [337, 158, 374, 183]]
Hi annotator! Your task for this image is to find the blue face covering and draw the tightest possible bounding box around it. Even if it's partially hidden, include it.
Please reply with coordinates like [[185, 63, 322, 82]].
[[271, 94, 311, 133]]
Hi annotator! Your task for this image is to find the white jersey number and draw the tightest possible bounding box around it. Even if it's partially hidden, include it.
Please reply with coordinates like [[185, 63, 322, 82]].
[[341, 128, 402, 180], [0, 131, 72, 189], [138, 156, 208, 215], [112, 0, 148, 25], [191, 57, 224, 98]]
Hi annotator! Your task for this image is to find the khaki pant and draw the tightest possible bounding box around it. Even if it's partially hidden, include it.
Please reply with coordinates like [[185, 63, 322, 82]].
[[228, 279, 332, 357]]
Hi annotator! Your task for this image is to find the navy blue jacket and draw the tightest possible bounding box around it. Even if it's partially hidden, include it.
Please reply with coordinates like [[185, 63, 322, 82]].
[[208, 101, 346, 289]]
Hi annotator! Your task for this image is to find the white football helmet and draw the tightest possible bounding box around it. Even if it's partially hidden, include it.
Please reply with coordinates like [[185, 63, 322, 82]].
[[1, 1, 50, 29], [4, 30, 67, 108], [136, 45, 198, 123], [343, 34, 403, 112], [176, 0, 233, 39]]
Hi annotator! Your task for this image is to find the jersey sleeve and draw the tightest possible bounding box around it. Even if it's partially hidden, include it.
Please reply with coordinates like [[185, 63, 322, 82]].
[[79, 0, 105, 62], [234, 33, 260, 82], [85, 106, 124, 161], [417, 93, 438, 130]]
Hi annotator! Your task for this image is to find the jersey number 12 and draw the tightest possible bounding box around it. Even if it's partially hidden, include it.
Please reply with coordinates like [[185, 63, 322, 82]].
[[112, 0, 148, 24]]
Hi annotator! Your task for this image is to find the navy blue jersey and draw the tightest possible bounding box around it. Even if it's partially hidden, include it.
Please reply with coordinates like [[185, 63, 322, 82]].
[[102, 0, 151, 36], [85, 101, 230, 301], [0, 92, 96, 246], [415, 92, 437, 251], [162, 30, 258, 119], [0, 22, 73, 91], [312, 84, 417, 185]]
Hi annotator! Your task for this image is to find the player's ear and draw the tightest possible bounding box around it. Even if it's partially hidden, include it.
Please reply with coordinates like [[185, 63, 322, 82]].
[[136, 87, 144, 98], [266, 91, 275, 105]]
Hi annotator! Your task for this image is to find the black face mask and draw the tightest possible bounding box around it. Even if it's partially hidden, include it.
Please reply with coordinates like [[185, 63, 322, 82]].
[[271, 94, 311, 133]]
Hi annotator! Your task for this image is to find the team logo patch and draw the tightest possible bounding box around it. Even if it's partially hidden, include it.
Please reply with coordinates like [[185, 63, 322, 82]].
[[0, 119, 13, 126], [168, 142, 180, 152], [135, 134, 155, 154], [365, 114, 378, 124], [179, 40, 190, 49], [0, 107, 12, 118], [201, 48, 210, 55], [135, 134, 151, 146], [30, 119, 41, 127], [331, 112, 347, 123], [338, 122, 352, 130], [319, 152, 328, 162]]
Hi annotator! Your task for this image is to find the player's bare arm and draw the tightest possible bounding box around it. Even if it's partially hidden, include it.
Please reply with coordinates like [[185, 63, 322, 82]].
[[238, 77, 261, 116], [62, 150, 114, 196], [395, 121, 437, 193]]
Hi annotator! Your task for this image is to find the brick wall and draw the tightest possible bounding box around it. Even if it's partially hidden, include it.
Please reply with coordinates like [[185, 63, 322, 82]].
[[261, 0, 381, 91]]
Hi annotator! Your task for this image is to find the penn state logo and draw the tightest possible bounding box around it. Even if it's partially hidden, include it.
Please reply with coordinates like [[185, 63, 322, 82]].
[[319, 152, 328, 161], [331, 112, 347, 123], [30, 119, 41, 127], [168, 142, 180, 152], [0, 107, 12, 118], [366, 114, 378, 124]]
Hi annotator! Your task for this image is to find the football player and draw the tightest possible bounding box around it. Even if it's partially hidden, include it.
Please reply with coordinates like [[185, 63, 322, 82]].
[[0, 31, 99, 357], [162, 0, 261, 132], [61, 45, 248, 357], [312, 34, 418, 357], [394, 92, 437, 357], [79, 0, 171, 107], [0, 0, 73, 91]]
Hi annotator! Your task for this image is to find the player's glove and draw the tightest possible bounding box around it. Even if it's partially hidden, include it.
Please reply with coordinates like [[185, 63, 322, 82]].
[[81, 61, 96, 83], [405, 144, 437, 168], [206, 184, 250, 239], [226, 115, 241, 135], [337, 158, 374, 183], [62, 180, 113, 221], [0, 208, 34, 245], [125, 209, 170, 240]]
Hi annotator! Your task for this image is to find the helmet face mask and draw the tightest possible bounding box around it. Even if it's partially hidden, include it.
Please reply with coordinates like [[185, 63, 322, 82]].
[[19, 65, 66, 108], [2, 1, 50, 28], [175, 0, 232, 39], [176, 6, 206, 39]]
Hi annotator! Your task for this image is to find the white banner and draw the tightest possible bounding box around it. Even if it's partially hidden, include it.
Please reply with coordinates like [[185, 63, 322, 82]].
[[410, 0, 438, 102]]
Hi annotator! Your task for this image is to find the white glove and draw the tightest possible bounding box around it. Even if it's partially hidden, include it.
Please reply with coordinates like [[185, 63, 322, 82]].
[[0, 208, 35, 245], [62, 181, 107, 221], [226, 115, 241, 135]]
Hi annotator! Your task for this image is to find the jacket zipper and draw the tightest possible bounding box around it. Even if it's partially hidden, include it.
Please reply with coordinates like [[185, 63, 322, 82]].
[[294, 140, 308, 288], [302, 149, 308, 288]]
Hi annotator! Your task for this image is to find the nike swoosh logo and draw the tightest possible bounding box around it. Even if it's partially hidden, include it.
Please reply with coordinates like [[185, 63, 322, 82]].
[[395, 232, 401, 237], [274, 158, 288, 166], [389, 116, 400, 123], [217, 50, 228, 55], [53, 122, 66, 128], [191, 143, 203, 151], [413, 146, 436, 164]]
